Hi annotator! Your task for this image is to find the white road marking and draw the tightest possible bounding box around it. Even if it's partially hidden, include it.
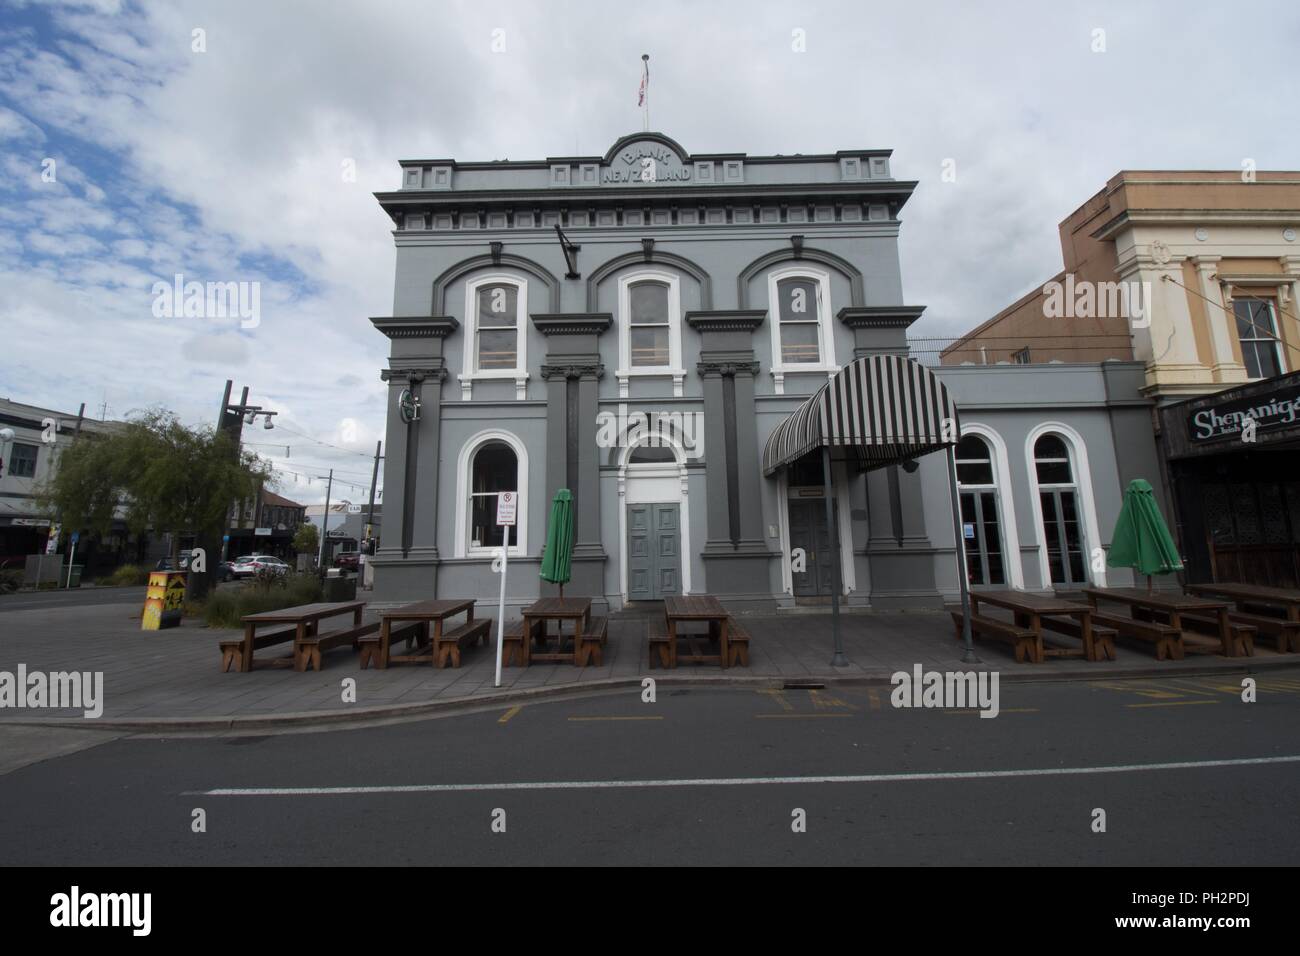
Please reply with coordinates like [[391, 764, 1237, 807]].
[[190, 754, 1300, 797]]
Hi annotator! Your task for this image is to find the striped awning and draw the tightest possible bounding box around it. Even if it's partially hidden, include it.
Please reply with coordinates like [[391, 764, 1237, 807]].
[[762, 355, 959, 476]]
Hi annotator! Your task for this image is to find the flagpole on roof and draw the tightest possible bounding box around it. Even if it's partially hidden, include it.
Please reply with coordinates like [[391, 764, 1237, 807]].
[[640, 54, 650, 131]]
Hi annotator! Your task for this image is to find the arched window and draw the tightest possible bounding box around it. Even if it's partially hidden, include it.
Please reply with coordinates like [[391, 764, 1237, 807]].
[[766, 266, 836, 392], [629, 280, 671, 367], [1034, 434, 1086, 586], [775, 275, 822, 364], [469, 442, 517, 550], [616, 270, 684, 397], [461, 275, 528, 400], [474, 282, 519, 370], [956, 435, 1005, 586]]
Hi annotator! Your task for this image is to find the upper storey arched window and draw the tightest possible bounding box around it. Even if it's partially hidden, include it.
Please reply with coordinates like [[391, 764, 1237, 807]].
[[767, 265, 837, 393], [461, 274, 529, 400], [616, 270, 684, 398]]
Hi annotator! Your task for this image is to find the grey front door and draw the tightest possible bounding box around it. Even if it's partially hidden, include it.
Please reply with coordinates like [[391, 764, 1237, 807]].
[[627, 503, 682, 600], [788, 498, 834, 597]]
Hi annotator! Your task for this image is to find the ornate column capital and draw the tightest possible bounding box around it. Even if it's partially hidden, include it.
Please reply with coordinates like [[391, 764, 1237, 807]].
[[540, 363, 605, 381]]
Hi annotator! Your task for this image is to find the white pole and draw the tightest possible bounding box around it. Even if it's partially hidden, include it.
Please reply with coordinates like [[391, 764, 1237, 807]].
[[65, 538, 76, 589], [494, 522, 509, 688]]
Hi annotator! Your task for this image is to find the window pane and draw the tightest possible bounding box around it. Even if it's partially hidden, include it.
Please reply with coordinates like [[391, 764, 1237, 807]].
[[957, 461, 993, 485], [10, 443, 38, 478], [630, 445, 675, 463], [477, 329, 517, 369], [1036, 460, 1072, 484], [956, 435, 989, 461], [469, 443, 516, 550], [630, 282, 669, 325], [777, 278, 818, 323], [780, 322, 820, 364], [478, 284, 517, 327], [1034, 434, 1068, 460], [630, 326, 670, 367]]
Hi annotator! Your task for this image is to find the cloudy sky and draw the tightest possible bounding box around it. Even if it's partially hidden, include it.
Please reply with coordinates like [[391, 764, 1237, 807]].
[[2, 0, 1297, 503]]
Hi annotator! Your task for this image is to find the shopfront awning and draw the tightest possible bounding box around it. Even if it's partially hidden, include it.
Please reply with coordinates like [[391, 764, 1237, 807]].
[[762, 354, 959, 476]]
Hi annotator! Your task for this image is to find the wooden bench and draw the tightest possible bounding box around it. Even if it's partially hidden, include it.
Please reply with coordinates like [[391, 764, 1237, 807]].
[[357, 622, 431, 669], [1093, 611, 1184, 661], [1227, 610, 1300, 653], [647, 615, 673, 668], [1038, 616, 1118, 661], [725, 617, 751, 667], [575, 616, 608, 666], [1179, 612, 1256, 657], [219, 626, 296, 673], [501, 618, 544, 666], [1133, 607, 1256, 657], [950, 609, 1040, 663], [435, 617, 492, 668], [294, 621, 379, 672]]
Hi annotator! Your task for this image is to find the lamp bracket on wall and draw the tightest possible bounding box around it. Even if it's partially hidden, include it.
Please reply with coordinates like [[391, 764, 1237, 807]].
[[554, 225, 581, 279]]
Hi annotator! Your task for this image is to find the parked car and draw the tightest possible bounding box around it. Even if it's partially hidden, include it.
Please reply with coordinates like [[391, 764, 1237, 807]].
[[333, 550, 360, 572], [230, 554, 290, 578], [154, 554, 192, 571], [217, 560, 236, 582]]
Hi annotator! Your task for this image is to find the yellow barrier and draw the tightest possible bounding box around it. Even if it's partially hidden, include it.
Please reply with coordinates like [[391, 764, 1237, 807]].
[[141, 571, 187, 630]]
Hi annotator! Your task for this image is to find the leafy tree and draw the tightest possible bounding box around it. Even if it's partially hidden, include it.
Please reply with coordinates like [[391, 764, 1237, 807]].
[[38, 409, 271, 570], [292, 521, 319, 557]]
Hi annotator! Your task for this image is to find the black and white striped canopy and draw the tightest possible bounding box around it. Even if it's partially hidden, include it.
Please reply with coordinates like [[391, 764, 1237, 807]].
[[762, 355, 959, 476]]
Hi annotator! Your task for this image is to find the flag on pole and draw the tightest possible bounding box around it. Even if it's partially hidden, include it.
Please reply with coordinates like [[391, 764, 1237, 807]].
[[638, 54, 649, 106]]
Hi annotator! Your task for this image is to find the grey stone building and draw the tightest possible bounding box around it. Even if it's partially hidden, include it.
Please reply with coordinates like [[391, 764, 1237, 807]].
[[368, 132, 1165, 613]]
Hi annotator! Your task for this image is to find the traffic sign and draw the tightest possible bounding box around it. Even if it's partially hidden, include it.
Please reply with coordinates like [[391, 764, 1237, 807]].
[[496, 492, 517, 526]]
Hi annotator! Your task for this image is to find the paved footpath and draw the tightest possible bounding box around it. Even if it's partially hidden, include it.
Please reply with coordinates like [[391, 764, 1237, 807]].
[[0, 592, 1297, 729]]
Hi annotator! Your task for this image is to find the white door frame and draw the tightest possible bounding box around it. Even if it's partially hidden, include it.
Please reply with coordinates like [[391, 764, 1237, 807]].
[[617, 438, 692, 603]]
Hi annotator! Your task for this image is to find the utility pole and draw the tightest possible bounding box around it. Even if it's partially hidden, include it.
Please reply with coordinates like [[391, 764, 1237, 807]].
[[317, 468, 334, 569], [364, 441, 382, 590]]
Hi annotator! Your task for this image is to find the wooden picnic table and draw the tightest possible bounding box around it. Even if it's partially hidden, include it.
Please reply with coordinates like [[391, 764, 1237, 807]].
[[372, 599, 478, 668], [234, 601, 366, 673], [1082, 587, 1243, 657], [968, 589, 1109, 662], [663, 595, 730, 668], [520, 597, 594, 665], [1186, 582, 1300, 621]]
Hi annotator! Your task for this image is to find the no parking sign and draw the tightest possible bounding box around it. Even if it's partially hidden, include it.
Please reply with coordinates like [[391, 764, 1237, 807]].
[[497, 492, 517, 526]]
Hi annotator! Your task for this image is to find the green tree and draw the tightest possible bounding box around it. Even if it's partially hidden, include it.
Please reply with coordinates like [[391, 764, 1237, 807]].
[[292, 521, 319, 558], [38, 408, 271, 581]]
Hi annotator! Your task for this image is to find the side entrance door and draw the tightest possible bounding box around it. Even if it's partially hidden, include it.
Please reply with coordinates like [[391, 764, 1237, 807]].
[[627, 503, 682, 600], [788, 498, 835, 597]]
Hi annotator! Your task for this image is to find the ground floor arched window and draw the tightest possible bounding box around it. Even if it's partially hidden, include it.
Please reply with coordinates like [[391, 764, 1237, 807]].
[[956, 434, 1006, 586]]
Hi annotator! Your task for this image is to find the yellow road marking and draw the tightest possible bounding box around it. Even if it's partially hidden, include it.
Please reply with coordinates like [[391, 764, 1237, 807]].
[[758, 689, 793, 712], [1126, 700, 1220, 709], [754, 713, 853, 719], [567, 716, 664, 722], [810, 690, 855, 710], [498, 705, 522, 724], [1091, 681, 1185, 699], [1165, 681, 1222, 697], [867, 688, 882, 711]]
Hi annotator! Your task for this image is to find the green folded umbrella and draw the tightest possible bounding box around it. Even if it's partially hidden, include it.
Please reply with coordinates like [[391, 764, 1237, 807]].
[[539, 488, 574, 598], [1107, 478, 1183, 592]]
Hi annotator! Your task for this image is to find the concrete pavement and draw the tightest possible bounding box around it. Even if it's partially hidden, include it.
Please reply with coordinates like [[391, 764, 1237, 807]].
[[0, 591, 1297, 729]]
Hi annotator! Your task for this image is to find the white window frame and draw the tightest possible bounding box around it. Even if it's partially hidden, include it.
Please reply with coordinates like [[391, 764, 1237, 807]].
[[954, 425, 1024, 590], [615, 270, 685, 398], [1023, 423, 1105, 589], [767, 265, 838, 395], [459, 274, 530, 400], [454, 430, 529, 558], [1232, 297, 1286, 380]]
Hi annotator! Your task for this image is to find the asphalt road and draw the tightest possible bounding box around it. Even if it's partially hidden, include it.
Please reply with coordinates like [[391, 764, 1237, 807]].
[[0, 586, 146, 613], [1, 675, 1298, 865]]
